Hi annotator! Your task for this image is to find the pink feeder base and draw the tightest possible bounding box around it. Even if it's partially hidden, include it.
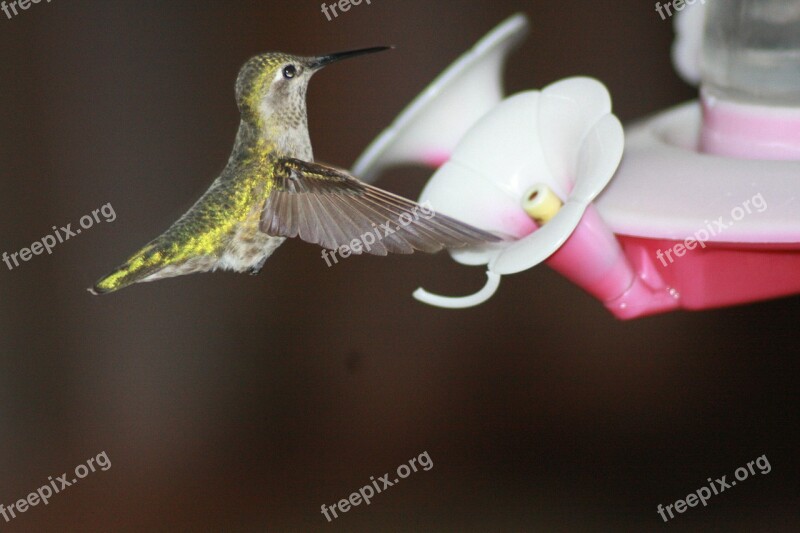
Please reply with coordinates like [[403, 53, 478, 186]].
[[618, 236, 800, 312]]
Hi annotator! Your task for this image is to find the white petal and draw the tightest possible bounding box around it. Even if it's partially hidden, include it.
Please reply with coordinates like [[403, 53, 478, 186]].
[[538, 77, 613, 193], [490, 201, 587, 275], [419, 160, 536, 239], [571, 114, 625, 204], [449, 92, 555, 199]]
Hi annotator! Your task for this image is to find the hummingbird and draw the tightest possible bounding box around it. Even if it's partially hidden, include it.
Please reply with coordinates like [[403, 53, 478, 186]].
[[90, 46, 499, 295]]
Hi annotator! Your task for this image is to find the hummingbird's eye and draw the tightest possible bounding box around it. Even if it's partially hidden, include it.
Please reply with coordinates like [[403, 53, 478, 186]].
[[282, 65, 297, 79]]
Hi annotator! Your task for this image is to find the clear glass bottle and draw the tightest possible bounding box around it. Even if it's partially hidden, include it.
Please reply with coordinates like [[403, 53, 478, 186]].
[[702, 0, 800, 106]]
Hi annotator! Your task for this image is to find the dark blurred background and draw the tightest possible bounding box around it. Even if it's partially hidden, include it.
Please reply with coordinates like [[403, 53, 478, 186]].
[[0, 1, 797, 531]]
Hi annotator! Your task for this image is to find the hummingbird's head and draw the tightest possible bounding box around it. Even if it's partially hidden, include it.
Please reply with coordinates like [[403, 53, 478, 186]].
[[234, 47, 391, 132]]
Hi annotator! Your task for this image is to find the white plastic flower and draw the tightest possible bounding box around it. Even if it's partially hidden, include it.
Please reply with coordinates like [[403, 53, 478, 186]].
[[413, 77, 625, 308]]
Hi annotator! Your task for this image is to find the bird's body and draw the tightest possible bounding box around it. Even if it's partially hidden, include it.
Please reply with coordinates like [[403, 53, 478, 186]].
[[92, 48, 499, 294], [95, 128, 287, 291]]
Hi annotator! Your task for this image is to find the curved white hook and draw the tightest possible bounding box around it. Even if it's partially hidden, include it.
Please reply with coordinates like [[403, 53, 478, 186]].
[[413, 271, 501, 309]]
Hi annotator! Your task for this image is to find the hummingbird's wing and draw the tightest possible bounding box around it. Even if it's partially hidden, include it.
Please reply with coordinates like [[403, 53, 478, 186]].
[[260, 157, 501, 255]]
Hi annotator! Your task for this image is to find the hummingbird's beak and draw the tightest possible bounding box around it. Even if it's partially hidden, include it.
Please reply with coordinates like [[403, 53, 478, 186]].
[[308, 46, 392, 70]]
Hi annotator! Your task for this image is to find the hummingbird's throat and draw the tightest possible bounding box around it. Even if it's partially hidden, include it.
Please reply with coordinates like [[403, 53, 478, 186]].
[[257, 96, 313, 159], [261, 118, 313, 160]]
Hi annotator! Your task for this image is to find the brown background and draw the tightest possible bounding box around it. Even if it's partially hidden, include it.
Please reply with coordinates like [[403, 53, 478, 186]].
[[0, 1, 797, 531]]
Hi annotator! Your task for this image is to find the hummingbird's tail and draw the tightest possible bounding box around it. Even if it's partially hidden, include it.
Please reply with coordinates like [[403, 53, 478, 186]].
[[89, 244, 167, 295]]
